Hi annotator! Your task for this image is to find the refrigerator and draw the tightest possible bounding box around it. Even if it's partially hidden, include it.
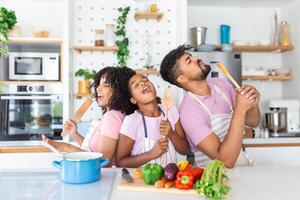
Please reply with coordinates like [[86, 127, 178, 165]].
[[191, 52, 242, 86]]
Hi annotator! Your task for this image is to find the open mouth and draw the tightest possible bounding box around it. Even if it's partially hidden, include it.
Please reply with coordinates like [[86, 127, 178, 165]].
[[142, 86, 151, 94]]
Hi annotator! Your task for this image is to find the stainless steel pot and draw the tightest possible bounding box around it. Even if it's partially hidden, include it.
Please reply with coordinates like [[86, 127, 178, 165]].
[[264, 109, 287, 133], [190, 26, 207, 46]]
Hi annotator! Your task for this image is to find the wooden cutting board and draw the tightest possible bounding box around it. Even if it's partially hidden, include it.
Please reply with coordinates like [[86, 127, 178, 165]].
[[118, 175, 198, 195]]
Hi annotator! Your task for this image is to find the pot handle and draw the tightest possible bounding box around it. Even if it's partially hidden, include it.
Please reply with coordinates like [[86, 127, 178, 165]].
[[52, 160, 63, 169], [99, 158, 109, 168]]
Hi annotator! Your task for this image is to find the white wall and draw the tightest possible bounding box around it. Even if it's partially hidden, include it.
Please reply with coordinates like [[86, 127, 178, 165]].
[[1, 0, 64, 38], [281, 0, 300, 100]]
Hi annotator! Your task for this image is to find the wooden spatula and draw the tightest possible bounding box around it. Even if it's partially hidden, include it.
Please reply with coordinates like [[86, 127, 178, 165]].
[[61, 98, 94, 136], [161, 88, 173, 121], [216, 63, 241, 89]]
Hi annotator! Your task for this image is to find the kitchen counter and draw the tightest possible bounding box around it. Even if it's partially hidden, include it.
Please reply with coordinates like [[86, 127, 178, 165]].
[[243, 137, 300, 147], [1, 167, 300, 200]]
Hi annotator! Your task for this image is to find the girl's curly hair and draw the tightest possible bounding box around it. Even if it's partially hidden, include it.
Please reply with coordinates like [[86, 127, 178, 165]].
[[92, 67, 137, 115]]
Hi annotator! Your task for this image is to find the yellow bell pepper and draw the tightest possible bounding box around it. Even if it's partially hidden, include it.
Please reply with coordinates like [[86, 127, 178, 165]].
[[177, 160, 189, 171]]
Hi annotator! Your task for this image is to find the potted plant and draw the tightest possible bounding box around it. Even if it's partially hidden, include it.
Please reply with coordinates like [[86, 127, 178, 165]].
[[75, 68, 96, 96], [0, 7, 17, 56]]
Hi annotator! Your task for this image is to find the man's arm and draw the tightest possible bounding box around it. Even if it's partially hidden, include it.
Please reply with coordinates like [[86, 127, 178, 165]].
[[196, 90, 255, 168]]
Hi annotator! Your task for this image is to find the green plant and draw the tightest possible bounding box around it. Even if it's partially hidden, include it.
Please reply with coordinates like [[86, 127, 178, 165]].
[[75, 69, 97, 80], [115, 6, 130, 68], [0, 7, 17, 56]]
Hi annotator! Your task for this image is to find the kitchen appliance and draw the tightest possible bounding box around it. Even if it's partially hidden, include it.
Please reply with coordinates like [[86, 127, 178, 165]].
[[191, 52, 242, 86], [0, 84, 63, 141], [190, 26, 207, 46], [264, 100, 300, 137], [9, 52, 60, 81], [52, 152, 109, 184]]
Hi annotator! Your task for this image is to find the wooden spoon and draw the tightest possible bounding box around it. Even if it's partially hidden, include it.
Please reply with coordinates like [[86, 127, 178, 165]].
[[216, 63, 241, 89], [61, 98, 93, 136], [161, 88, 173, 120]]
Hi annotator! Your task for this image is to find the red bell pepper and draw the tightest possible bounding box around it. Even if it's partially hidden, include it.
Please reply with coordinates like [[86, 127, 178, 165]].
[[185, 164, 204, 180], [175, 171, 195, 190]]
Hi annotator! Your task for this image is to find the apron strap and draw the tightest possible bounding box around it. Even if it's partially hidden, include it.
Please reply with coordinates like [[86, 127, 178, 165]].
[[141, 106, 165, 138], [188, 91, 213, 117], [213, 85, 233, 112]]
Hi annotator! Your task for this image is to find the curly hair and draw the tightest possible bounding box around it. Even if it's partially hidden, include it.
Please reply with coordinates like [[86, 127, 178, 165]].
[[160, 44, 193, 87], [92, 67, 137, 115]]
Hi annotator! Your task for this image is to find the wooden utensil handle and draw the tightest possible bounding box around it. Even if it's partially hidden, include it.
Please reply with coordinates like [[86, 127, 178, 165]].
[[61, 98, 94, 137], [227, 74, 240, 89]]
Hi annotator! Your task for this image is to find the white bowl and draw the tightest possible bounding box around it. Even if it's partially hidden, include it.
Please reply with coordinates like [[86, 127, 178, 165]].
[[233, 40, 248, 46], [196, 44, 216, 52], [259, 40, 271, 46]]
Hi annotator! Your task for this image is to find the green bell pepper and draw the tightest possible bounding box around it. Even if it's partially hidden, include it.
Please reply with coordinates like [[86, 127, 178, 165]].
[[142, 163, 164, 185]]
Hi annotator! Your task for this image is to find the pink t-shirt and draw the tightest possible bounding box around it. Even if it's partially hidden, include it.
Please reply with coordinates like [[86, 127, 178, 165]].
[[120, 105, 179, 156], [179, 78, 236, 153], [89, 110, 125, 163]]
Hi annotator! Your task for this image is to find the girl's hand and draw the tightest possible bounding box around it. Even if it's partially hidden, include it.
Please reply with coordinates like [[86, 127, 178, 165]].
[[150, 137, 169, 159], [160, 120, 173, 138], [63, 119, 77, 137]]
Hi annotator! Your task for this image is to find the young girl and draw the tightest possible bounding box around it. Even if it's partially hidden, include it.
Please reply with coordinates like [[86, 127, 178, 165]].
[[116, 74, 190, 168], [43, 67, 136, 166]]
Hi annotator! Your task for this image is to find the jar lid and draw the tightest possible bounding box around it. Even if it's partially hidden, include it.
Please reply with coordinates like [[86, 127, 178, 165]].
[[95, 29, 104, 34]]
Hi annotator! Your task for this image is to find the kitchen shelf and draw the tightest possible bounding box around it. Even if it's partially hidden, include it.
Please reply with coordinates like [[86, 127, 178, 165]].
[[135, 70, 160, 75], [215, 45, 294, 52], [8, 37, 63, 44], [75, 94, 93, 99], [134, 12, 164, 21], [0, 81, 63, 84], [242, 75, 293, 81], [73, 45, 117, 53]]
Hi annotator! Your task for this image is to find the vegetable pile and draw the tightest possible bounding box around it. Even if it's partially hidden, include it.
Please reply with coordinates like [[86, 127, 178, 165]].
[[194, 160, 230, 200]]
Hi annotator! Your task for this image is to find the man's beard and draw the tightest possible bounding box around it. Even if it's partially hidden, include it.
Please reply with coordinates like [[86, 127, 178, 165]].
[[202, 64, 211, 79]]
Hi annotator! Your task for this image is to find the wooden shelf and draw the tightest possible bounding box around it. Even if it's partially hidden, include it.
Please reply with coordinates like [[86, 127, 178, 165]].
[[242, 75, 293, 81], [8, 37, 63, 44], [134, 12, 164, 21], [76, 94, 93, 99], [73, 45, 117, 53], [135, 70, 160, 75], [0, 81, 62, 84], [215, 45, 294, 52]]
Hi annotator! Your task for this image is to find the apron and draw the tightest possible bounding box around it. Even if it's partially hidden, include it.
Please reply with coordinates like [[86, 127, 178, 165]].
[[80, 119, 99, 151], [141, 107, 177, 167], [188, 85, 251, 167]]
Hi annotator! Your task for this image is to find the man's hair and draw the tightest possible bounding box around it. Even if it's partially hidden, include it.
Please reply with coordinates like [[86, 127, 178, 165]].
[[92, 66, 137, 115], [160, 44, 193, 86]]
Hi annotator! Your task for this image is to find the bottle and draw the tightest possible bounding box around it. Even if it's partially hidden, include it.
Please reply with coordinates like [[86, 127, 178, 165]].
[[105, 24, 115, 46], [280, 21, 291, 46], [94, 29, 104, 46], [220, 24, 231, 45]]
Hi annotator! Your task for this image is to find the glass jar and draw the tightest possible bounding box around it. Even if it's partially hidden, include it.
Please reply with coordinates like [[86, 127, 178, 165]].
[[94, 29, 104, 46], [280, 21, 291, 46], [105, 24, 115, 46]]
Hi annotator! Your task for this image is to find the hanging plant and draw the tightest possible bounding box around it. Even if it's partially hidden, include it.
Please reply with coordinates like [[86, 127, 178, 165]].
[[115, 6, 130, 68], [0, 7, 17, 56]]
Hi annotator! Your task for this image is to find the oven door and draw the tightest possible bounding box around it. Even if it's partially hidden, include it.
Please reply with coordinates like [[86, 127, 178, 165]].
[[0, 95, 63, 141]]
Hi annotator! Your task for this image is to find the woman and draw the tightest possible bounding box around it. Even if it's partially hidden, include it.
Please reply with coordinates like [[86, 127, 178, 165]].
[[116, 74, 190, 168], [43, 67, 136, 166]]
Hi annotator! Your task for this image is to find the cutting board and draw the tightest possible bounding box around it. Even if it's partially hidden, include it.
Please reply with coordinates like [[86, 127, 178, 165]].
[[117, 175, 198, 195]]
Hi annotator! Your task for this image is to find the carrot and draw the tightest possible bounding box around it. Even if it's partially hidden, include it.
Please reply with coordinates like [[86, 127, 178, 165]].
[[154, 178, 167, 188]]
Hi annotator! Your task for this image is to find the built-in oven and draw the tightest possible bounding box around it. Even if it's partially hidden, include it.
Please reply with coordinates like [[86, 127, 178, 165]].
[[9, 52, 60, 81], [0, 84, 63, 141]]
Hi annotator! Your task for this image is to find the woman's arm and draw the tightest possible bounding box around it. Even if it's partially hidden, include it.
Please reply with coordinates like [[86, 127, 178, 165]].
[[116, 134, 168, 168], [92, 135, 118, 166]]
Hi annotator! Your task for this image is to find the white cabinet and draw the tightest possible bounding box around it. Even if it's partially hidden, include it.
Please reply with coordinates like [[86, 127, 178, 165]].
[[0, 153, 57, 170], [245, 147, 300, 166]]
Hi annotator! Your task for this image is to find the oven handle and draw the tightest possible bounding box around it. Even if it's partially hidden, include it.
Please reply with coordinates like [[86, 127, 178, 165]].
[[0, 95, 61, 100]]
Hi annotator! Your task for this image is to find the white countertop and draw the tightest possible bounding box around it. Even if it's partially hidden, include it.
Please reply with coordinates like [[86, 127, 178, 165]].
[[1, 167, 300, 200], [243, 137, 300, 144]]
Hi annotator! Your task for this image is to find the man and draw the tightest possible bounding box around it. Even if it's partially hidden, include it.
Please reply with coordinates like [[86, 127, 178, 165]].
[[160, 45, 260, 168]]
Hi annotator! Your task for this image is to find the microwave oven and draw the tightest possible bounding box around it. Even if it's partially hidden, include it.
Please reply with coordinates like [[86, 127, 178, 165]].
[[9, 52, 60, 81]]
